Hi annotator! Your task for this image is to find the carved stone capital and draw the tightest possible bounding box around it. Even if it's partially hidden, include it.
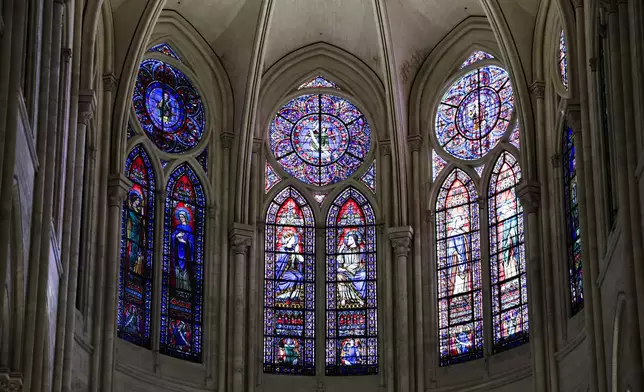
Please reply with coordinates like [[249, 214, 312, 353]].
[[107, 174, 131, 207], [551, 153, 561, 169], [566, 104, 583, 134], [206, 204, 217, 220], [381, 140, 392, 156], [517, 180, 541, 214], [78, 90, 96, 126], [388, 226, 413, 257], [103, 73, 118, 92], [230, 223, 254, 255], [407, 135, 423, 153], [529, 81, 545, 100], [62, 48, 72, 63], [221, 132, 235, 150], [0, 369, 23, 392], [425, 209, 435, 223], [253, 138, 263, 154], [571, 0, 584, 9], [588, 57, 598, 72], [477, 198, 487, 210]]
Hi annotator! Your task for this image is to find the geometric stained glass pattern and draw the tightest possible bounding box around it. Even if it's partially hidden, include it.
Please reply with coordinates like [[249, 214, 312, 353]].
[[263, 187, 316, 375], [196, 147, 208, 174], [325, 187, 377, 375], [563, 125, 583, 314], [133, 59, 205, 154], [118, 145, 156, 348], [488, 152, 529, 352], [265, 161, 282, 193], [160, 163, 206, 362], [313, 192, 328, 205], [148, 43, 181, 61], [359, 161, 376, 193], [435, 65, 514, 160], [127, 122, 136, 140], [432, 150, 448, 182], [509, 122, 521, 150], [460, 50, 495, 69], [270, 94, 371, 186], [298, 76, 339, 90], [559, 30, 569, 90], [436, 168, 483, 366]]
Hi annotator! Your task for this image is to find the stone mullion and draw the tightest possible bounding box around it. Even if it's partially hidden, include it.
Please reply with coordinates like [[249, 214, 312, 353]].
[[246, 139, 261, 391], [548, 153, 568, 343], [477, 197, 492, 359]]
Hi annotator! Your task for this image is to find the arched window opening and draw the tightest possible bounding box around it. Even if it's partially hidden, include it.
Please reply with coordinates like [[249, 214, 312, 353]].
[[160, 163, 206, 362], [325, 187, 377, 375], [460, 50, 495, 69], [488, 152, 528, 351], [298, 76, 339, 90], [563, 126, 583, 314], [559, 30, 569, 89], [263, 186, 316, 375], [436, 168, 483, 366], [148, 42, 182, 61], [118, 145, 156, 348]]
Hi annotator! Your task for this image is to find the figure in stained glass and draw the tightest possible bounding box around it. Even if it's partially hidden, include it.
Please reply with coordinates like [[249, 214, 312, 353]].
[[126, 188, 145, 276], [340, 338, 364, 366], [446, 205, 471, 296], [278, 338, 301, 366], [336, 230, 366, 307], [172, 206, 194, 291], [275, 227, 304, 304], [563, 126, 583, 313]]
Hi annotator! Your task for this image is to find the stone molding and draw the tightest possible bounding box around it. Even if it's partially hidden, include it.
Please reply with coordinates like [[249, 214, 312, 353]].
[[407, 135, 423, 153], [252, 137, 262, 154], [551, 153, 561, 169], [78, 90, 96, 126], [529, 80, 545, 100], [566, 103, 582, 134], [229, 223, 254, 255], [103, 73, 118, 92], [517, 180, 541, 214], [107, 174, 132, 207], [221, 132, 235, 150], [0, 369, 23, 392], [62, 47, 72, 63], [388, 226, 413, 257], [381, 140, 392, 156]]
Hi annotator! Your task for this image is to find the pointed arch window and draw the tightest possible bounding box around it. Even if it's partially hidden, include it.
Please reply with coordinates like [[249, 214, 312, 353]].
[[160, 163, 206, 362], [559, 30, 569, 89], [325, 187, 377, 375], [436, 168, 483, 365], [563, 126, 583, 314], [118, 145, 156, 348], [263, 186, 316, 375], [488, 152, 528, 351]]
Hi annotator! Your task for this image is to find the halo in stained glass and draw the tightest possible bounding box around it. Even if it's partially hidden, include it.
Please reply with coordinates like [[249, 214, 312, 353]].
[[270, 94, 371, 186], [435, 65, 514, 161], [133, 59, 205, 154]]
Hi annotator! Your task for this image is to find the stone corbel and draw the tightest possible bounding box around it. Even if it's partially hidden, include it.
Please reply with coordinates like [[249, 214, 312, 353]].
[[565, 104, 583, 136], [103, 73, 118, 92], [551, 153, 561, 169], [529, 81, 545, 100], [229, 223, 254, 255], [517, 180, 541, 214], [381, 140, 392, 157], [252, 138, 263, 154], [571, 0, 584, 9], [407, 135, 423, 153], [62, 47, 72, 64], [107, 174, 132, 207], [0, 369, 23, 392], [78, 90, 96, 126], [221, 132, 235, 150], [388, 226, 413, 257]]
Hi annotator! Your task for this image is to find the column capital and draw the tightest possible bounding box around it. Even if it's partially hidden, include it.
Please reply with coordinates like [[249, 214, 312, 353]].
[[589, 57, 598, 72], [221, 132, 235, 150], [477, 197, 487, 211], [551, 153, 561, 169], [229, 223, 254, 255], [0, 369, 23, 391], [252, 137, 263, 154], [107, 174, 132, 207], [571, 0, 584, 9], [388, 226, 413, 257], [103, 73, 118, 92], [62, 47, 72, 63], [517, 180, 541, 214], [381, 140, 392, 156], [78, 90, 96, 125], [529, 81, 546, 100], [407, 135, 423, 153], [565, 104, 583, 135]]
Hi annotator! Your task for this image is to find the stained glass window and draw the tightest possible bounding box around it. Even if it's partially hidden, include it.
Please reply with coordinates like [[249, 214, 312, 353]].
[[436, 169, 483, 366], [359, 161, 376, 193], [509, 122, 521, 150], [298, 76, 339, 90], [270, 94, 371, 186], [133, 59, 205, 154], [127, 122, 136, 140], [118, 145, 156, 348], [474, 165, 484, 177], [559, 30, 569, 89], [265, 161, 282, 193], [488, 152, 529, 351], [325, 187, 377, 375], [196, 148, 208, 173], [160, 163, 206, 362], [460, 50, 495, 69], [313, 192, 328, 205], [432, 150, 448, 182], [263, 186, 316, 375], [148, 43, 181, 61], [435, 65, 514, 160], [563, 126, 583, 314]]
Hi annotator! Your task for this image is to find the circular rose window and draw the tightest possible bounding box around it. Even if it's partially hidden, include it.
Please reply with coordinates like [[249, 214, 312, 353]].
[[270, 94, 371, 186], [435, 65, 514, 160], [133, 59, 205, 154]]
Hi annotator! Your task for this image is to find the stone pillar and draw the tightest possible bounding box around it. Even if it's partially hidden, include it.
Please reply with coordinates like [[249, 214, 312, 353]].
[[230, 224, 253, 392], [0, 0, 15, 169], [388, 226, 413, 392], [100, 175, 131, 392], [477, 197, 493, 357]]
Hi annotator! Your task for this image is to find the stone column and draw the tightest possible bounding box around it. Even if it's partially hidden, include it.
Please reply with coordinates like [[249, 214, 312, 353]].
[[380, 141, 395, 387], [388, 226, 413, 392], [100, 175, 131, 392], [230, 224, 253, 392], [516, 181, 547, 392], [0, 0, 15, 169], [477, 197, 492, 357]]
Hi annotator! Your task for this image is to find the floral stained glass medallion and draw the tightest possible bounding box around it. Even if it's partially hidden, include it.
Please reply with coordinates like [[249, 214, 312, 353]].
[[160, 164, 206, 362], [435, 65, 514, 160], [359, 161, 376, 193], [298, 76, 339, 90], [148, 43, 181, 61], [265, 161, 282, 193], [263, 187, 316, 375], [559, 30, 569, 89], [436, 169, 483, 366], [488, 152, 528, 351], [133, 59, 205, 154], [460, 50, 495, 69], [118, 145, 156, 348], [270, 94, 371, 186], [325, 187, 378, 375], [564, 126, 583, 313]]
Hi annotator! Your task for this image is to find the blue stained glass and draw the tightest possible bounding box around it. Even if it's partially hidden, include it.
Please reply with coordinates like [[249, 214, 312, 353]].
[[510, 122, 520, 150], [326, 187, 378, 375], [133, 59, 205, 154], [160, 163, 206, 362], [559, 30, 569, 89], [359, 161, 376, 193], [118, 145, 156, 348], [436, 65, 514, 161], [432, 150, 448, 182], [564, 126, 583, 314], [298, 76, 339, 90], [265, 161, 282, 193], [160, 159, 169, 168], [127, 122, 136, 140], [264, 187, 316, 375], [148, 43, 181, 61], [488, 152, 529, 352], [196, 148, 208, 173], [271, 94, 371, 186], [436, 169, 483, 366], [460, 50, 495, 69]]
